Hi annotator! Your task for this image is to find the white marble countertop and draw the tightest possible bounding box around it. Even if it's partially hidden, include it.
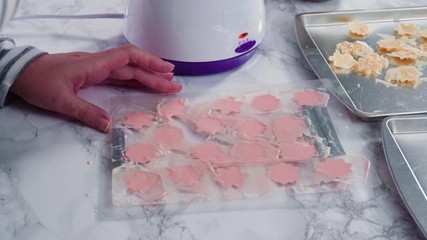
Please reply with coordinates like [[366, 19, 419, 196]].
[[1, 0, 426, 239]]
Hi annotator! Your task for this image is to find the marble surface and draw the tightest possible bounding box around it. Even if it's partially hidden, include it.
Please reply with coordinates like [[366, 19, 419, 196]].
[[1, 0, 426, 239]]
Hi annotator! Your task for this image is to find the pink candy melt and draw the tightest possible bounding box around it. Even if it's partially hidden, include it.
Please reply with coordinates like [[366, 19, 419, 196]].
[[268, 163, 300, 185], [273, 115, 307, 142], [153, 125, 184, 146], [158, 98, 188, 119], [292, 89, 329, 107], [251, 94, 280, 112], [279, 142, 317, 161], [317, 159, 352, 179], [125, 143, 157, 165], [193, 115, 223, 135], [123, 169, 166, 201], [213, 167, 246, 188], [191, 142, 225, 159], [117, 89, 340, 202], [213, 97, 243, 114], [168, 165, 204, 188], [122, 111, 155, 129], [234, 118, 266, 137]]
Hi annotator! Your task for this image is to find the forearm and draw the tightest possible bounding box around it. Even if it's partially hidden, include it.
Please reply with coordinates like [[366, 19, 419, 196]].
[[0, 36, 47, 107]]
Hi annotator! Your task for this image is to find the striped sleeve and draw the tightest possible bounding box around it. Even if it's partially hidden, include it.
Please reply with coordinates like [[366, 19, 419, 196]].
[[0, 36, 47, 107]]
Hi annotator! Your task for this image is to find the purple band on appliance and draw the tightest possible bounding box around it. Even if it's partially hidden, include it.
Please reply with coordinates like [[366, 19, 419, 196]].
[[164, 48, 257, 76], [235, 40, 257, 53]]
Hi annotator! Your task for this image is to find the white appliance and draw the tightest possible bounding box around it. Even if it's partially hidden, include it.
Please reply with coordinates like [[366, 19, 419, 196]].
[[124, 0, 266, 75]]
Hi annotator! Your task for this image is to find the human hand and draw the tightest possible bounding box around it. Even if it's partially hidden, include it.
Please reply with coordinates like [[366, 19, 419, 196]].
[[10, 44, 181, 133]]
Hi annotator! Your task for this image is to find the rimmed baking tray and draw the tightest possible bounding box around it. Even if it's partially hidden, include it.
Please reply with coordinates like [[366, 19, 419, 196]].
[[295, 7, 427, 120], [382, 115, 427, 237]]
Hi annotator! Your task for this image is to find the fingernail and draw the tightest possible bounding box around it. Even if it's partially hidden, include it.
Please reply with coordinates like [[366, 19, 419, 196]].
[[172, 83, 182, 92], [164, 72, 174, 79], [165, 61, 175, 70], [97, 117, 111, 133]]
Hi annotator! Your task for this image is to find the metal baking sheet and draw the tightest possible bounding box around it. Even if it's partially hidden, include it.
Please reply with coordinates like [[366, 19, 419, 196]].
[[295, 7, 427, 120], [382, 115, 427, 237]]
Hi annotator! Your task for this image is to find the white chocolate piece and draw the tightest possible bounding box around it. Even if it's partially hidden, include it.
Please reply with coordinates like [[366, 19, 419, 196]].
[[386, 45, 421, 66], [419, 29, 427, 43], [384, 66, 422, 87], [348, 22, 370, 39], [395, 22, 420, 39], [354, 54, 389, 77], [336, 41, 374, 57], [377, 39, 406, 54], [328, 52, 357, 74], [418, 43, 427, 53]]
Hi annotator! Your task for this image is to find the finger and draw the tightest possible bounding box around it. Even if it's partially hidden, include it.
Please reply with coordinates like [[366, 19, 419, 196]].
[[133, 68, 182, 93], [108, 65, 136, 80], [93, 44, 175, 75], [160, 72, 174, 81], [124, 44, 175, 73], [109, 65, 174, 81], [107, 66, 181, 92], [59, 94, 112, 133], [103, 79, 146, 88]]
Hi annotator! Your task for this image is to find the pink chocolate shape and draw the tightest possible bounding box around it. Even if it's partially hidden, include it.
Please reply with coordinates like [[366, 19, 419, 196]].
[[158, 98, 188, 119], [279, 142, 317, 161], [293, 89, 329, 107], [231, 142, 264, 160], [273, 115, 308, 142], [251, 94, 280, 112], [316, 159, 353, 179], [230, 141, 277, 161], [193, 115, 223, 135], [218, 117, 239, 130], [233, 118, 266, 137], [153, 125, 184, 147], [213, 167, 246, 188], [213, 97, 243, 114], [125, 143, 157, 165], [191, 142, 225, 159], [168, 165, 204, 188], [268, 163, 300, 185], [123, 169, 166, 201], [122, 111, 155, 129]]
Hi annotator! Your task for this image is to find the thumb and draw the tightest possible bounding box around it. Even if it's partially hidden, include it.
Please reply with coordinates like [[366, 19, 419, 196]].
[[61, 95, 112, 133]]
